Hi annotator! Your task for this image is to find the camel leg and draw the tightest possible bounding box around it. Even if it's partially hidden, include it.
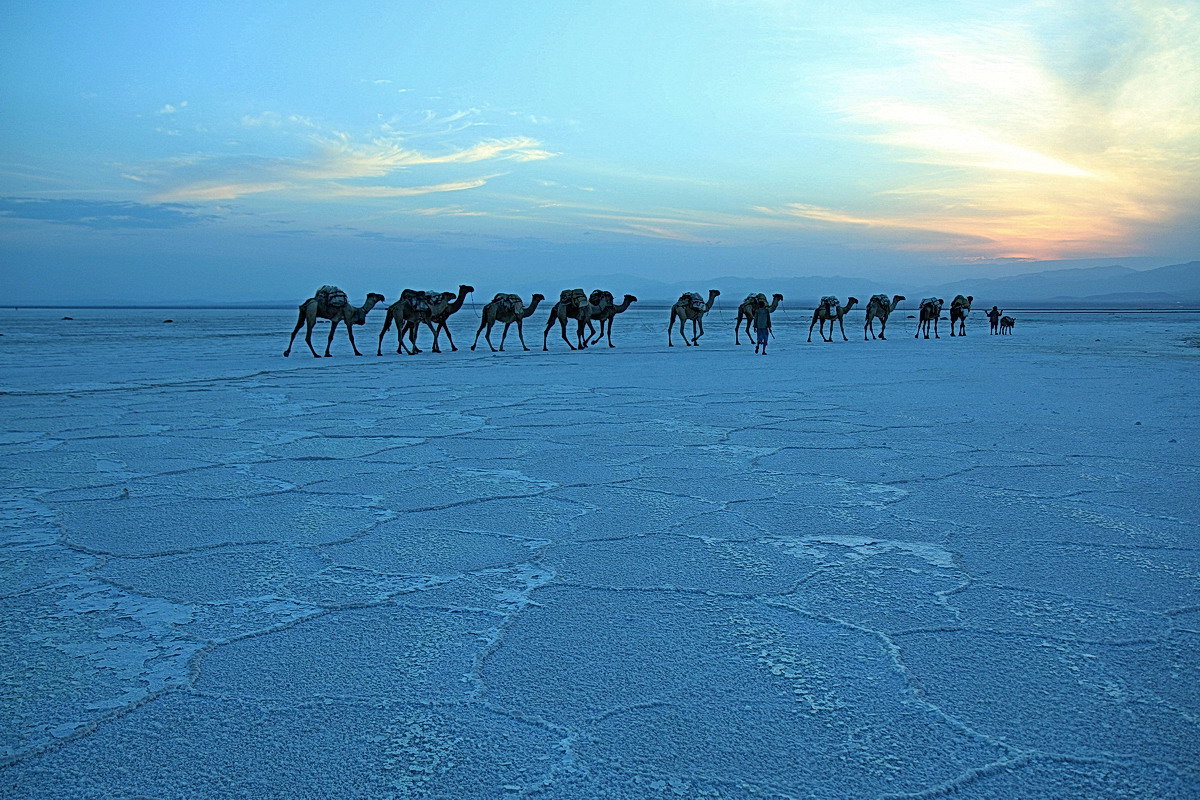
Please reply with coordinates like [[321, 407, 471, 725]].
[[430, 322, 443, 353], [735, 313, 742, 345], [559, 317, 575, 350], [879, 317, 888, 340], [807, 314, 817, 343], [585, 318, 599, 345], [406, 321, 422, 354], [324, 319, 339, 357], [606, 320, 615, 347], [933, 317, 940, 338], [516, 319, 529, 351], [345, 320, 363, 356], [471, 316, 487, 351], [576, 319, 589, 349], [865, 317, 872, 340], [668, 311, 675, 347], [378, 311, 393, 356], [838, 315, 848, 341], [693, 317, 704, 346], [300, 314, 322, 357], [395, 319, 411, 354], [498, 322, 510, 351], [284, 307, 307, 357], [443, 323, 458, 352], [682, 317, 693, 346]]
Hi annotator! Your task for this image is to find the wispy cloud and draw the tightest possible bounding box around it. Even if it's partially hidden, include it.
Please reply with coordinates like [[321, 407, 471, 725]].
[[0, 197, 215, 229], [811, 0, 1200, 258], [143, 133, 553, 203], [157, 101, 187, 115]]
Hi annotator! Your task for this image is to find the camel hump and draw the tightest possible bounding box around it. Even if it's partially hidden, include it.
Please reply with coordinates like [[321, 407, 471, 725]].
[[401, 289, 431, 311], [493, 293, 524, 315], [819, 296, 840, 314], [870, 293, 889, 306], [589, 289, 614, 306], [315, 285, 348, 313], [920, 297, 941, 311], [952, 294, 971, 309], [681, 292, 707, 310], [560, 288, 587, 304]]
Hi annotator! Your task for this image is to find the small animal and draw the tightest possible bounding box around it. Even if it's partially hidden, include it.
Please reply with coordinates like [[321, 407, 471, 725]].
[[999, 315, 1015, 334]]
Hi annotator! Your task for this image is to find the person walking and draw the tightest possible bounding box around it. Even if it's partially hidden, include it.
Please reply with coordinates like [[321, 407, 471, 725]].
[[753, 296, 772, 355], [987, 305, 1002, 335]]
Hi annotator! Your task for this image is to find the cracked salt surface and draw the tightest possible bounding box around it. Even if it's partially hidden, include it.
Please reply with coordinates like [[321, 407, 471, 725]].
[[1, 307, 1198, 798]]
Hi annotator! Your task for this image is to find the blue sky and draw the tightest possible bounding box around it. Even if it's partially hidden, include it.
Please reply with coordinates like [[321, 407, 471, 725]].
[[2, 0, 1197, 302]]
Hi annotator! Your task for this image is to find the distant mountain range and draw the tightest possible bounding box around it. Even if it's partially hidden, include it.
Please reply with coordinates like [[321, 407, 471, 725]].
[[47, 259, 1197, 309], [575, 261, 1200, 308]]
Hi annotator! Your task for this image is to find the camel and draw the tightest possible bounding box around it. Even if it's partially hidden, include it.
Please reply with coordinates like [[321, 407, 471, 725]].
[[735, 293, 783, 344], [284, 287, 386, 358], [949, 294, 974, 336], [807, 296, 859, 342], [427, 284, 475, 352], [999, 315, 1015, 334], [585, 291, 638, 347], [915, 298, 944, 339], [470, 293, 545, 352], [543, 289, 603, 350], [377, 289, 438, 356], [863, 294, 906, 340], [668, 290, 720, 346]]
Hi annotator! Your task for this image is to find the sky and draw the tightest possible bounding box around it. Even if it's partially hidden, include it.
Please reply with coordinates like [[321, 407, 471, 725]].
[[2, 0, 1198, 302]]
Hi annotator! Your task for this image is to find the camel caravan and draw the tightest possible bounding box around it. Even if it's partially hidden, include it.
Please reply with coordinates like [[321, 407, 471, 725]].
[[284, 284, 1008, 357]]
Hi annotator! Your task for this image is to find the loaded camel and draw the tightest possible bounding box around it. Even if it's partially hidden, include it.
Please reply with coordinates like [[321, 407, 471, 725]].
[[735, 293, 783, 344], [377, 289, 439, 356], [470, 293, 545, 352], [807, 296, 858, 342], [949, 294, 973, 336], [585, 291, 638, 347], [543, 289, 604, 351], [284, 286, 386, 358], [863, 294, 906, 340], [668, 290, 720, 346], [427, 284, 475, 352], [915, 298, 944, 339]]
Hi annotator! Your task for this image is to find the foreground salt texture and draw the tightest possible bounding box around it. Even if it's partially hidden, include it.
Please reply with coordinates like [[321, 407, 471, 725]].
[[1, 308, 1198, 799]]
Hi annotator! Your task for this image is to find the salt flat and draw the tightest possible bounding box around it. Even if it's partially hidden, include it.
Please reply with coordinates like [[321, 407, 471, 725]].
[[2, 307, 1198, 799]]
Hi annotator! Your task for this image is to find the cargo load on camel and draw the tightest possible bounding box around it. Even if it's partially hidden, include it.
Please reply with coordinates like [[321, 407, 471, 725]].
[[314, 285, 348, 315]]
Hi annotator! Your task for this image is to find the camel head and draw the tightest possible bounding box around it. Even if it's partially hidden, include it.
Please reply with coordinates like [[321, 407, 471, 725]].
[[846, 297, 859, 305], [967, 295, 974, 303], [709, 289, 721, 297], [459, 284, 475, 295], [623, 294, 638, 303], [894, 295, 906, 303], [773, 293, 784, 300], [366, 292, 386, 304], [531, 293, 545, 302]]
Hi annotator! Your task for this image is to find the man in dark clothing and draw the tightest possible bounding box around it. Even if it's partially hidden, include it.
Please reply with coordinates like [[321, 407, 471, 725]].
[[987, 305, 1002, 334], [753, 297, 772, 354]]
